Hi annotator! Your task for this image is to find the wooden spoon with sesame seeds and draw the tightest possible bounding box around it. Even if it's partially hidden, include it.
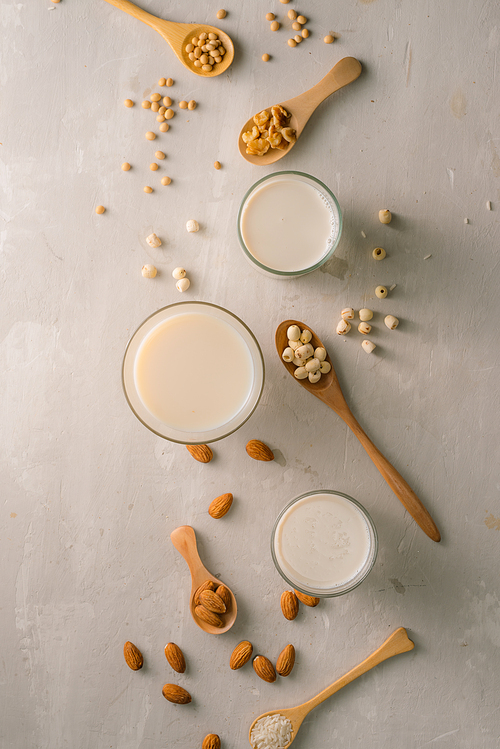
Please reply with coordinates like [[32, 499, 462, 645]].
[[102, 0, 234, 78], [275, 320, 441, 542]]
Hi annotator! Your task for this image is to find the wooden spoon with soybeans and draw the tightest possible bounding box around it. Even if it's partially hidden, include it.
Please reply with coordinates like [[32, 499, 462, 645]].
[[102, 0, 234, 78], [238, 57, 362, 165], [249, 628, 415, 748], [170, 525, 237, 634], [275, 320, 441, 542]]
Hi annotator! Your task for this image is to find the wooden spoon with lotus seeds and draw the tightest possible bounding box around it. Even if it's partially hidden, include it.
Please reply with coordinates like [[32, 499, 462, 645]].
[[275, 320, 441, 542]]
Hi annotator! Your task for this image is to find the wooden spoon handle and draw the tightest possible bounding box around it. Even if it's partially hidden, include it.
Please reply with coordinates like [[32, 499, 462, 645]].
[[102, 0, 163, 32], [170, 525, 208, 579], [341, 409, 440, 542], [297, 628, 414, 720]]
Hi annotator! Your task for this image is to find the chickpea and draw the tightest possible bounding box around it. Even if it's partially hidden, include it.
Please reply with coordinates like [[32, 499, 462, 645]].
[[143, 186, 153, 193], [150, 163, 159, 171], [270, 20, 280, 30], [124, 98, 134, 107], [121, 162, 131, 171], [217, 9, 227, 19], [161, 176, 171, 185], [262, 53, 270, 62], [179, 100, 188, 109], [324, 34, 334, 43], [266, 12, 275, 20], [158, 77, 167, 86], [145, 131, 156, 140], [95, 205, 105, 214], [142, 100, 151, 109], [155, 151, 166, 160], [188, 100, 197, 110]]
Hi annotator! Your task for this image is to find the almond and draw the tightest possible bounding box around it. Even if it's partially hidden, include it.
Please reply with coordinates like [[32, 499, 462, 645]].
[[194, 579, 217, 605], [202, 735, 221, 749], [294, 589, 320, 607], [164, 642, 186, 673], [229, 640, 253, 670], [162, 683, 191, 704], [253, 655, 276, 683], [209, 492, 233, 519], [245, 439, 274, 461], [216, 584, 232, 610], [194, 604, 223, 628], [186, 444, 213, 463], [281, 590, 299, 621], [199, 589, 226, 614], [276, 644, 295, 677], [123, 641, 143, 670]]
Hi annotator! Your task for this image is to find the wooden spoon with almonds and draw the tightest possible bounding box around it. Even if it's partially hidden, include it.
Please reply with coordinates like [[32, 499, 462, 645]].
[[275, 320, 441, 542], [238, 57, 362, 165], [170, 525, 237, 634]]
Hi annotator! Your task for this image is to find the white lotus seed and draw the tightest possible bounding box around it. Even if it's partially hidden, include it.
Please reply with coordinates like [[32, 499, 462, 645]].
[[384, 315, 399, 330], [172, 267, 186, 280], [186, 219, 200, 233], [146, 232, 162, 248], [287, 325, 301, 341], [314, 347, 327, 362], [282, 347, 295, 362], [288, 339, 301, 350], [341, 307, 355, 321], [305, 358, 321, 372], [319, 361, 331, 374], [141, 264, 157, 278], [294, 366, 308, 380], [292, 356, 303, 367], [358, 322, 372, 335], [375, 285, 388, 298], [176, 277, 191, 292], [372, 247, 386, 260], [359, 309, 373, 322], [362, 340, 376, 354], [295, 343, 314, 360], [379, 209, 392, 224], [308, 370, 322, 384], [300, 329, 312, 344], [336, 320, 351, 335]]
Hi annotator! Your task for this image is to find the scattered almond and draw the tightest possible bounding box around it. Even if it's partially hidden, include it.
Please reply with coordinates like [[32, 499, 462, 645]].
[[123, 641, 143, 670], [216, 584, 231, 610], [186, 444, 213, 463], [194, 580, 217, 605], [230, 640, 253, 670], [164, 642, 186, 673], [246, 439, 274, 461], [280, 590, 299, 621], [202, 735, 221, 749], [195, 604, 224, 628], [294, 589, 320, 607], [253, 655, 276, 683], [209, 492, 233, 518], [199, 589, 226, 614], [276, 644, 295, 677], [162, 683, 192, 704]]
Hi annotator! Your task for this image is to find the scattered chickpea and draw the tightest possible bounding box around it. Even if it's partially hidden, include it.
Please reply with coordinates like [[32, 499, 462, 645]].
[[336, 319, 351, 335], [166, 78, 174, 87], [124, 98, 134, 107], [145, 131, 156, 140], [266, 12, 275, 20], [372, 247, 386, 260], [95, 205, 105, 214], [165, 109, 175, 119], [159, 122, 169, 132], [186, 219, 200, 233], [297, 15, 307, 23], [379, 209, 392, 224], [155, 150, 166, 160], [172, 267, 186, 280], [150, 93, 161, 102], [288, 38, 297, 47], [214, 160, 221, 169], [121, 162, 131, 171], [188, 100, 197, 110], [142, 264, 157, 278], [301, 28, 310, 38], [270, 20, 280, 30], [217, 9, 227, 18], [292, 21, 301, 31], [262, 53, 270, 62], [163, 96, 172, 107], [143, 186, 153, 193], [358, 322, 372, 335], [294, 34, 302, 43], [324, 34, 334, 43], [375, 285, 388, 298], [142, 100, 151, 109], [384, 315, 399, 330], [288, 9, 297, 19], [179, 100, 188, 109], [158, 77, 167, 86], [176, 278, 191, 293], [161, 176, 172, 185], [150, 163, 159, 171], [359, 308, 373, 322], [361, 340, 376, 354]]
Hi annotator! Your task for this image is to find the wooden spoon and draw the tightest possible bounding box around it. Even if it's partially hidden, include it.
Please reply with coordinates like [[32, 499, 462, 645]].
[[102, 0, 234, 78], [275, 321, 441, 542], [238, 57, 362, 165], [170, 525, 237, 634], [249, 627, 414, 748]]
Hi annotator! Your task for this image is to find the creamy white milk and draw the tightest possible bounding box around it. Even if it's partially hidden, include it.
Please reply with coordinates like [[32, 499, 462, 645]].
[[134, 312, 254, 433], [274, 493, 372, 590], [240, 177, 337, 272]]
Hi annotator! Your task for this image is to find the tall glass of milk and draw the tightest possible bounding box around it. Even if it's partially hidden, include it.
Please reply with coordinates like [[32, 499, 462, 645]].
[[238, 171, 342, 278], [122, 302, 264, 444], [271, 490, 378, 597]]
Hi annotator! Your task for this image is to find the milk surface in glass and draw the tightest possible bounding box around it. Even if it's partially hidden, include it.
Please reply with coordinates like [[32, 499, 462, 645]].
[[134, 312, 254, 433], [274, 492, 372, 590]]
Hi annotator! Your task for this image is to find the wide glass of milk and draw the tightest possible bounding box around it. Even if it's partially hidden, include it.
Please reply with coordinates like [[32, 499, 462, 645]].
[[238, 171, 342, 278], [271, 491, 378, 597], [122, 302, 264, 444]]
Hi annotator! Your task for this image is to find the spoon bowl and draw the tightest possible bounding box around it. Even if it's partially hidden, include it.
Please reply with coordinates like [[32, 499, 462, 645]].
[[238, 57, 362, 165], [170, 525, 237, 634], [249, 628, 414, 748], [103, 0, 234, 78], [276, 320, 441, 542]]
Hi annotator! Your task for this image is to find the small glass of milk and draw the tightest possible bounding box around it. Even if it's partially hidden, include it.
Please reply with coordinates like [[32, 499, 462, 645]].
[[271, 490, 378, 597], [122, 302, 265, 444], [238, 171, 342, 278]]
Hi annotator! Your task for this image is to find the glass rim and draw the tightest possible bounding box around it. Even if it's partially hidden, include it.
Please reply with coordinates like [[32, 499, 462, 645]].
[[271, 489, 378, 598], [237, 170, 343, 277], [122, 301, 265, 445]]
